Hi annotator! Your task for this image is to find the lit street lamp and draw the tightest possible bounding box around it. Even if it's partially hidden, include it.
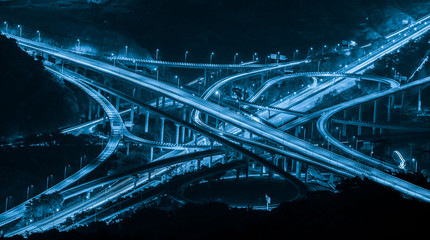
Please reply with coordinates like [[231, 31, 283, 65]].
[[253, 52, 258, 61], [3, 21, 7, 34], [64, 164, 70, 179], [322, 45, 327, 54], [215, 90, 221, 105], [300, 126, 306, 141], [36, 30, 41, 42], [210, 52, 214, 64], [185, 50, 189, 63], [125, 45, 128, 57], [17, 24, 22, 37], [46, 174, 53, 190], [5, 196, 11, 211], [175, 75, 180, 88], [155, 49, 159, 61], [77, 39, 80, 52], [26, 185, 33, 200], [111, 53, 116, 66], [293, 49, 299, 61], [308, 47, 313, 57], [234, 52, 238, 64]]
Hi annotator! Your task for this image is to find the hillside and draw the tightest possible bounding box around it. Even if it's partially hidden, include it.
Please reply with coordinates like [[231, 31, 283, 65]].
[[2, 0, 430, 63], [0, 34, 79, 140]]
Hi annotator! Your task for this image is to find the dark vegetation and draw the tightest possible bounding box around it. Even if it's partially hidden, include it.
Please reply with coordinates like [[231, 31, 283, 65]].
[[0, 133, 102, 211], [0, 34, 79, 140], [23, 193, 63, 222], [365, 31, 430, 78], [2, 178, 429, 240]]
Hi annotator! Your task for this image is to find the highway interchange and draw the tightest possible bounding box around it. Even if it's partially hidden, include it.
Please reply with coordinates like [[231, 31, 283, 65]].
[[2, 13, 430, 236]]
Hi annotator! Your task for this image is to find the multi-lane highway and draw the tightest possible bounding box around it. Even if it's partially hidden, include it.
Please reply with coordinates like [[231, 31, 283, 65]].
[[0, 65, 124, 227], [110, 56, 278, 69], [2, 12, 430, 236], [10, 32, 430, 202]]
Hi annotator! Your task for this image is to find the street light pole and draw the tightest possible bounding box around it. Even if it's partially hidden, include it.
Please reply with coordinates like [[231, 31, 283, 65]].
[[77, 39, 80, 52], [111, 53, 116, 67], [210, 52, 214, 64], [234, 53, 238, 64], [308, 47, 313, 58], [322, 45, 327, 54], [36, 30, 40, 42], [3, 21, 7, 34], [26, 185, 33, 200], [18, 25, 22, 37], [46, 174, 53, 190], [185, 51, 189, 63], [125, 45, 128, 57], [293, 49, 299, 61], [5, 196, 10, 211], [253, 52, 257, 61], [156, 49, 159, 61], [175, 75, 180, 88], [64, 165, 70, 179], [215, 91, 221, 105]]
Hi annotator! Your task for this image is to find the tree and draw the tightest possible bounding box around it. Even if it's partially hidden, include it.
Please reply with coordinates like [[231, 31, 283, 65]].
[[23, 193, 63, 221]]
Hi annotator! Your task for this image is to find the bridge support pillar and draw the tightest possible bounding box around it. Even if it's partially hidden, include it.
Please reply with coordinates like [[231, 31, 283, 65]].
[[358, 105, 362, 136], [88, 100, 92, 121], [193, 133, 198, 145], [115, 96, 120, 111], [175, 123, 180, 145], [130, 89, 136, 131], [160, 117, 165, 144], [260, 165, 264, 177], [342, 110, 347, 137], [156, 96, 160, 109], [295, 161, 301, 179], [162, 96, 166, 110], [150, 147, 154, 162], [102, 112, 107, 129], [283, 158, 288, 172], [304, 164, 308, 182], [204, 69, 207, 86], [197, 158, 201, 170], [418, 87, 422, 111], [373, 99, 378, 135], [208, 142, 213, 167], [373, 83, 381, 134], [387, 95, 392, 122], [97, 89, 101, 118], [145, 111, 150, 133], [182, 108, 187, 143], [245, 158, 249, 179]]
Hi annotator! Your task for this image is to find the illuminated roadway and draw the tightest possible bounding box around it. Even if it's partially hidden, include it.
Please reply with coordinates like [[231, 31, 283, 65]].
[[0, 65, 123, 227], [109, 56, 280, 69], [2, 14, 430, 234], [10, 34, 430, 201], [317, 76, 430, 172], [3, 60, 307, 235]]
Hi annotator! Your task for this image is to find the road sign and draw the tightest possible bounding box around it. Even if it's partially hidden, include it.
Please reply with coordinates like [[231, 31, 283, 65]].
[[270, 54, 287, 61]]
